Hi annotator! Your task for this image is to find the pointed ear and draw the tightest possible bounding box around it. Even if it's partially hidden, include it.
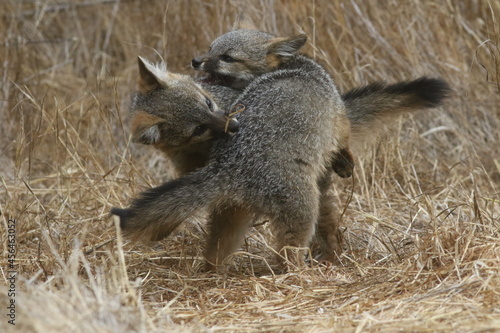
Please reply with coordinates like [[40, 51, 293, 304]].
[[267, 34, 307, 57], [130, 111, 163, 145], [232, 12, 257, 30], [137, 56, 162, 93]]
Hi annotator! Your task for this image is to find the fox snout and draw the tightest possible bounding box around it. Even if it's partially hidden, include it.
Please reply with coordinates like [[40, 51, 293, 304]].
[[225, 117, 239, 134], [212, 108, 239, 135], [192, 57, 204, 69]]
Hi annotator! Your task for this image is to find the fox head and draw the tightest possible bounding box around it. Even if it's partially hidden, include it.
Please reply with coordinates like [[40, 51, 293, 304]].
[[192, 14, 307, 89], [130, 57, 239, 153]]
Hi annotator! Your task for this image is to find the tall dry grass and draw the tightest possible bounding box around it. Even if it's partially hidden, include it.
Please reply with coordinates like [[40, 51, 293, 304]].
[[1, 1, 499, 332]]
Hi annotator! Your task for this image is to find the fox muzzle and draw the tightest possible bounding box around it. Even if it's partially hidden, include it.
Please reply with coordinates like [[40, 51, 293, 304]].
[[225, 117, 239, 134], [192, 57, 204, 69]]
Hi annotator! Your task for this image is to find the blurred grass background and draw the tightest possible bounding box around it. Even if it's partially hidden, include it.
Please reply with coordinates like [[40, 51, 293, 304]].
[[1, 1, 499, 332]]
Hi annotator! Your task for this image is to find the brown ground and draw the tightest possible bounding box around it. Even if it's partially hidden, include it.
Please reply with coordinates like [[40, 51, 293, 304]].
[[1, 1, 499, 332]]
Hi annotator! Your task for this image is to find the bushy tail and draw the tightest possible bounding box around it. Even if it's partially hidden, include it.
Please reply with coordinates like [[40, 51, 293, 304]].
[[111, 167, 221, 242], [342, 77, 451, 151]]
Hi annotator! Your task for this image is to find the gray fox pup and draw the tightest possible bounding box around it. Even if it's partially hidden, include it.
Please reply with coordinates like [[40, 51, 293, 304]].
[[189, 15, 450, 262], [113, 40, 352, 270], [192, 14, 451, 152], [130, 57, 239, 175]]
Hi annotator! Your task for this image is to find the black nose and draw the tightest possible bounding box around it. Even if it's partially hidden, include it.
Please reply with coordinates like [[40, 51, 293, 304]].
[[192, 58, 202, 69], [226, 118, 239, 134]]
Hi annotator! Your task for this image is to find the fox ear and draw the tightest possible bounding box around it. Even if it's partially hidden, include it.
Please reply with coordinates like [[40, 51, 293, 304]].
[[232, 12, 257, 30], [130, 111, 163, 145], [133, 125, 161, 145], [267, 34, 308, 57], [137, 56, 163, 93]]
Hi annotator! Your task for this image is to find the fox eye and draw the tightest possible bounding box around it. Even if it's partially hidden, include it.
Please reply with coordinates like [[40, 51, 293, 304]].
[[220, 54, 236, 63], [192, 124, 208, 137], [205, 97, 214, 111]]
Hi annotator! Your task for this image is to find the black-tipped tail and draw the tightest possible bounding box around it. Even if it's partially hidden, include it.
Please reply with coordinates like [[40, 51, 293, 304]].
[[342, 77, 451, 116], [380, 77, 451, 108], [109, 168, 220, 242], [343, 77, 451, 151], [110, 207, 132, 230]]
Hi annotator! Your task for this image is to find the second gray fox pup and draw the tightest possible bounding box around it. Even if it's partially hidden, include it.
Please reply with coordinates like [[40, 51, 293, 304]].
[[113, 47, 351, 270], [187, 16, 450, 262], [192, 14, 451, 152]]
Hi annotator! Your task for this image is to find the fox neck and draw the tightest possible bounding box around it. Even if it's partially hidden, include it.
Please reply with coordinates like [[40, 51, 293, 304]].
[[199, 73, 247, 91], [157, 140, 214, 175]]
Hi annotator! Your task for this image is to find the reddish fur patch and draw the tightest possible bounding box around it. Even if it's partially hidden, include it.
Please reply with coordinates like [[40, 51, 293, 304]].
[[130, 111, 163, 136], [137, 79, 156, 94], [337, 116, 351, 146], [265, 53, 282, 69]]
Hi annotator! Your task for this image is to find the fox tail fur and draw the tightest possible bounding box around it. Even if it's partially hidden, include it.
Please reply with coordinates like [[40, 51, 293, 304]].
[[342, 77, 451, 151], [111, 167, 222, 242]]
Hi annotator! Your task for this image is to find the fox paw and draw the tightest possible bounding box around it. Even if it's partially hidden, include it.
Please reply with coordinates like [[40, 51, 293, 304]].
[[331, 148, 354, 178]]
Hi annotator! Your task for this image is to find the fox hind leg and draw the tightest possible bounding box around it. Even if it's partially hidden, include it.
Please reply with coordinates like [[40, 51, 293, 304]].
[[271, 194, 320, 271], [314, 191, 343, 263], [311, 171, 344, 264]]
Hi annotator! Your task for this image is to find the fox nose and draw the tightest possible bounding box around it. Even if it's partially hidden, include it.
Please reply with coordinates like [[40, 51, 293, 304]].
[[192, 58, 203, 69], [226, 118, 239, 134]]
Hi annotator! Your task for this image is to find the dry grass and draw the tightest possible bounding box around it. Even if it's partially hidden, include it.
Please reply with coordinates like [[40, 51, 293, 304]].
[[1, 1, 499, 332]]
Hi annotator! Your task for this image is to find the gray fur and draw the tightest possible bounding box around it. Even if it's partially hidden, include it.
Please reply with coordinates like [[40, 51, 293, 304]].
[[117, 26, 449, 271], [190, 25, 449, 265], [114, 53, 348, 270], [201, 83, 241, 111]]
